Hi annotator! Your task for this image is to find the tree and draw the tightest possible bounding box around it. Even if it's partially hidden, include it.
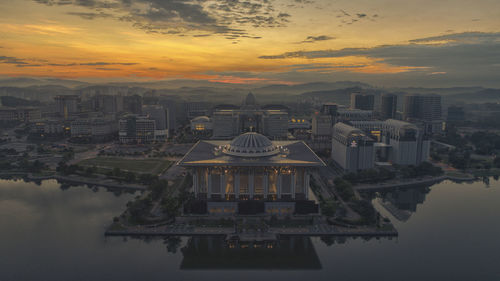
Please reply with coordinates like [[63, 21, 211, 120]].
[[162, 196, 180, 218], [321, 200, 337, 217], [124, 171, 136, 182], [164, 236, 182, 254], [112, 167, 122, 177]]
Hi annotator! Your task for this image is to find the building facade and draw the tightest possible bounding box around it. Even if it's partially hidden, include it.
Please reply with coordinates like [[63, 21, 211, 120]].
[[350, 93, 375, 111], [210, 93, 288, 139], [118, 115, 156, 144], [178, 132, 324, 216], [380, 94, 398, 120], [142, 104, 168, 140], [331, 122, 375, 172], [54, 95, 79, 119], [349, 119, 430, 165], [0, 107, 41, 122]]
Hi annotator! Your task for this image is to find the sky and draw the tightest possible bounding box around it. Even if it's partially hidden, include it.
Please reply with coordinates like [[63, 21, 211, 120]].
[[0, 0, 499, 87]]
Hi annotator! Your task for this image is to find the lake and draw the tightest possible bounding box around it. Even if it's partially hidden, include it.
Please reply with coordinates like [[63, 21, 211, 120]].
[[0, 177, 499, 281]]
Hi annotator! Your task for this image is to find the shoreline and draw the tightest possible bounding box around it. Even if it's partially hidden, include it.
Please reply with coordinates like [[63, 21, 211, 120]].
[[353, 174, 476, 191], [0, 172, 146, 191]]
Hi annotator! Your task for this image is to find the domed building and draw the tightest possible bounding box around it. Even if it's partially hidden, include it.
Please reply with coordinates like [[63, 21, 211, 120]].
[[178, 132, 325, 216], [190, 116, 213, 133]]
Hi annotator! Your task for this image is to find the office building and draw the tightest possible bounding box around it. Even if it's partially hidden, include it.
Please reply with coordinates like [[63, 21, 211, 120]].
[[331, 122, 375, 172], [380, 94, 398, 120], [349, 119, 430, 165], [403, 94, 442, 134], [118, 115, 156, 144], [350, 93, 375, 111], [54, 95, 79, 119], [142, 105, 168, 140]]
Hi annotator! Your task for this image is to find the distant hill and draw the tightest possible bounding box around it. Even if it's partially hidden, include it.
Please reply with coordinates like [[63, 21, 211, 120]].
[[0, 96, 41, 107], [0, 77, 89, 88]]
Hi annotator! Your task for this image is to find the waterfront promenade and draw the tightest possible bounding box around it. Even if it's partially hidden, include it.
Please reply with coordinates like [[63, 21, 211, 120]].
[[105, 223, 397, 238]]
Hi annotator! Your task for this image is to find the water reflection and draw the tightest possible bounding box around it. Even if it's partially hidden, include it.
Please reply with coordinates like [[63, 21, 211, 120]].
[[180, 236, 321, 270], [369, 186, 431, 222], [2, 178, 500, 281]]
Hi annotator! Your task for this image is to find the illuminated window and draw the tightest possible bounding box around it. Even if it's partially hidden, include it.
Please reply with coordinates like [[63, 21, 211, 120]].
[[225, 172, 234, 194], [268, 172, 277, 194]]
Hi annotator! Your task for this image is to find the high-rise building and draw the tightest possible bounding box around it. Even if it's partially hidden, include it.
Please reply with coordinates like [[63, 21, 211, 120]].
[[403, 94, 441, 121], [403, 94, 442, 134], [123, 95, 143, 114], [321, 103, 338, 116], [159, 98, 177, 134], [350, 93, 375, 111], [380, 94, 398, 120], [142, 105, 168, 140], [91, 94, 123, 114], [54, 95, 79, 119], [331, 122, 375, 172], [118, 115, 156, 144]]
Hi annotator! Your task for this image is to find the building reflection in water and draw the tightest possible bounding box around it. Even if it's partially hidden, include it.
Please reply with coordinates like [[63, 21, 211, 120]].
[[180, 236, 322, 270], [372, 185, 431, 222]]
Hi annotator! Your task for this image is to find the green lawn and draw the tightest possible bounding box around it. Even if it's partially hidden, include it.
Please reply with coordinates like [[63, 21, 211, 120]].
[[78, 157, 172, 174]]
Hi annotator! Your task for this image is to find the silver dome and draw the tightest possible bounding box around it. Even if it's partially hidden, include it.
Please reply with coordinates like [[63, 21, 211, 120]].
[[222, 132, 279, 157]]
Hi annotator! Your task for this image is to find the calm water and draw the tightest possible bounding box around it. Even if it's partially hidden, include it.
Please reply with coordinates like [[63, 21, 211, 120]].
[[1, 178, 499, 281]]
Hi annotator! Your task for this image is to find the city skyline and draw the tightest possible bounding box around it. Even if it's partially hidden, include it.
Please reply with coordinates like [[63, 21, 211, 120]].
[[0, 0, 499, 87]]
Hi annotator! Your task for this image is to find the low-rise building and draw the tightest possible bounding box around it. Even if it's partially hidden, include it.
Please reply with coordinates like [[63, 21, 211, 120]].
[[0, 107, 41, 122], [71, 118, 117, 142]]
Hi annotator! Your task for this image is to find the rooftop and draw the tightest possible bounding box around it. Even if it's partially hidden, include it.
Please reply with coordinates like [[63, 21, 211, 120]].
[[178, 133, 325, 167]]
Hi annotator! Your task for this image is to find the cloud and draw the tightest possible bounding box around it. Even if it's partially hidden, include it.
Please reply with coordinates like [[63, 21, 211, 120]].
[[0, 56, 28, 65], [79, 62, 138, 66], [300, 35, 335, 43], [1, 56, 138, 68], [95, 67, 121, 70], [258, 31, 500, 85], [336, 9, 378, 26], [33, 0, 292, 39], [66, 12, 113, 20], [409, 31, 500, 44]]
